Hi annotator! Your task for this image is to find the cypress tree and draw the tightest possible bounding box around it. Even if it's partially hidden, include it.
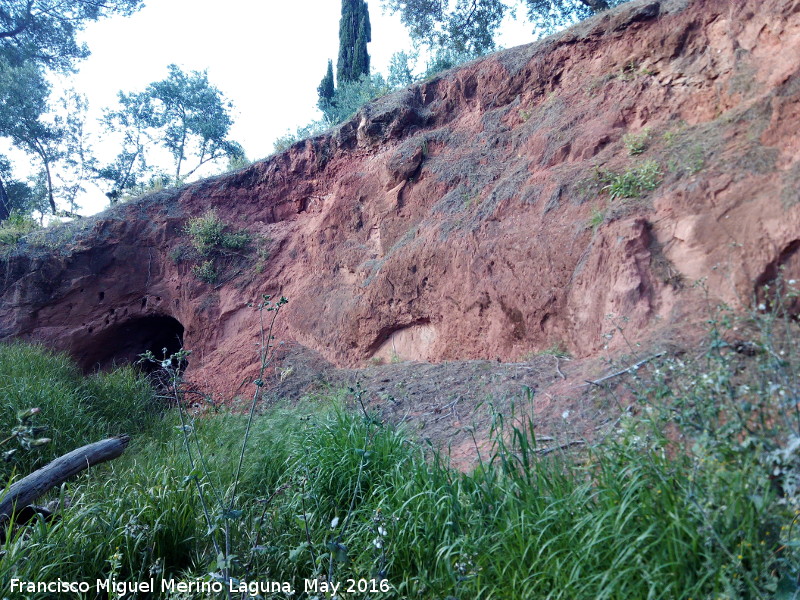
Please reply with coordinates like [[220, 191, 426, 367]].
[[337, 0, 371, 84], [317, 59, 335, 113]]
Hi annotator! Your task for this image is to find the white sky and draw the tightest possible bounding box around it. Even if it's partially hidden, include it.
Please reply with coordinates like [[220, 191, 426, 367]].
[[74, 0, 419, 163], [8, 0, 538, 216]]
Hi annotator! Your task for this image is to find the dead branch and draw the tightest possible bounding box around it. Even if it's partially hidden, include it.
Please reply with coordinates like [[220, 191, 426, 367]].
[[0, 435, 130, 525], [536, 440, 586, 456], [554, 355, 566, 380], [580, 352, 666, 387]]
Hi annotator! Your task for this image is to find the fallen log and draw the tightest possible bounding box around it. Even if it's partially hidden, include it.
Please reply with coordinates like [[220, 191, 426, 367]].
[[578, 352, 667, 388], [0, 435, 130, 525]]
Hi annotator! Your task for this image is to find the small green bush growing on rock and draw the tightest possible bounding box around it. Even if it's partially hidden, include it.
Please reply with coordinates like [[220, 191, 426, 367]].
[[191, 259, 218, 283], [185, 210, 249, 256], [623, 128, 651, 155], [180, 210, 251, 283], [600, 159, 662, 200], [168, 243, 192, 264], [587, 206, 606, 231], [185, 211, 224, 254]]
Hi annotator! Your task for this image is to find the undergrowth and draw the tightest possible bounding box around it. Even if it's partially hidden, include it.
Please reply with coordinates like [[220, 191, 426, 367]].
[[0, 342, 160, 481], [1, 286, 799, 598]]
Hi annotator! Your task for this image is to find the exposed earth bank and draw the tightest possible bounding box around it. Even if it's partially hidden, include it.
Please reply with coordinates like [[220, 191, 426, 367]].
[[2, 0, 799, 441]]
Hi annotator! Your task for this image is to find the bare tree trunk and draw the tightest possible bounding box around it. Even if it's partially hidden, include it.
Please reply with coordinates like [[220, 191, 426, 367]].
[[0, 435, 131, 524], [42, 158, 57, 215], [0, 174, 10, 222]]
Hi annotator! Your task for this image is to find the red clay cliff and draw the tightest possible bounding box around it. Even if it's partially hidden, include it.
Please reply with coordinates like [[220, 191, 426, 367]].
[[1, 0, 799, 400]]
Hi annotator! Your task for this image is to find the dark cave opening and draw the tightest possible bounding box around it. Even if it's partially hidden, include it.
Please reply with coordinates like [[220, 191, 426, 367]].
[[76, 315, 186, 374]]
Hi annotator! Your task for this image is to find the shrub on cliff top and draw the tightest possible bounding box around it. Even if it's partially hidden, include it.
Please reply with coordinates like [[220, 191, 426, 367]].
[[0, 210, 39, 246]]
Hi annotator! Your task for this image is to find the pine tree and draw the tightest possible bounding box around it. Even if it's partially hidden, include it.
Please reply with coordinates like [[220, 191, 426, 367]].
[[337, 0, 371, 84]]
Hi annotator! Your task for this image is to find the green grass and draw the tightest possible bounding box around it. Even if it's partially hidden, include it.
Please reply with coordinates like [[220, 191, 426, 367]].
[[0, 304, 799, 600], [600, 159, 662, 200], [623, 128, 651, 156], [587, 206, 606, 231], [532, 342, 572, 359], [0, 342, 161, 479], [0, 211, 39, 247]]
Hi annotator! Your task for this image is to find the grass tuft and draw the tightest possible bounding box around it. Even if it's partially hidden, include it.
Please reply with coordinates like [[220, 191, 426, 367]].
[[600, 159, 662, 200]]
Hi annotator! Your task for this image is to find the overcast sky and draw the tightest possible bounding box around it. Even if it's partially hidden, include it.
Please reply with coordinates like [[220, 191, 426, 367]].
[[23, 1, 537, 215]]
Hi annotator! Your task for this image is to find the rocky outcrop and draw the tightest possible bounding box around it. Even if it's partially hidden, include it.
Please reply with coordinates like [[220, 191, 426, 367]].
[[2, 0, 800, 399]]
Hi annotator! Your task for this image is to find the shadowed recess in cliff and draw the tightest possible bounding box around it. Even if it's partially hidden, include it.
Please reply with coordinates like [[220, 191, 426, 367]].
[[368, 321, 437, 363], [74, 315, 185, 373]]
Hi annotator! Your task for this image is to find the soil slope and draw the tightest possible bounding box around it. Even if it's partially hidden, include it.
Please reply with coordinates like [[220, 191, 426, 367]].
[[2, 0, 799, 404]]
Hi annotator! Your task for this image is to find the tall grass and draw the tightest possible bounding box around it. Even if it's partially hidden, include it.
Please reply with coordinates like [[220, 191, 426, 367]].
[[0, 342, 161, 479], [1, 291, 799, 599]]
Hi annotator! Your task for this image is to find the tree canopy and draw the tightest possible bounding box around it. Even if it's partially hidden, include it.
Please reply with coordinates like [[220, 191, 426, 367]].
[[317, 59, 336, 112], [316, 0, 377, 127], [96, 91, 154, 202], [0, 1, 241, 217], [96, 65, 243, 199], [0, 0, 142, 70], [0, 0, 144, 220], [145, 65, 242, 183], [0, 55, 91, 218], [382, 0, 622, 55]]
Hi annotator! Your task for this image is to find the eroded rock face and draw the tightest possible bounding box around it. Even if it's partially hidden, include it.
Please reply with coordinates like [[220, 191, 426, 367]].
[[2, 0, 800, 398]]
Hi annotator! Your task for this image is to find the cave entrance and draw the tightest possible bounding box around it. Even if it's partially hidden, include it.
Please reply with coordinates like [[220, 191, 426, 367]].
[[77, 315, 186, 374]]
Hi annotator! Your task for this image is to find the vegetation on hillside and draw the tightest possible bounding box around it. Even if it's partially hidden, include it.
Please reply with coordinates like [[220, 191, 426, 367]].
[[382, 0, 630, 55], [337, 0, 372, 85], [98, 66, 244, 204], [288, 0, 637, 154]]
